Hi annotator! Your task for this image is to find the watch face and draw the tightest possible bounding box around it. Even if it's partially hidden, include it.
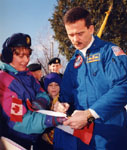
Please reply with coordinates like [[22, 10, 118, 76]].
[[87, 117, 95, 124]]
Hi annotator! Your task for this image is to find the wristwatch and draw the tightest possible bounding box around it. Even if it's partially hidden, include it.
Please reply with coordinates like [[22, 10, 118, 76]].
[[87, 116, 95, 124]]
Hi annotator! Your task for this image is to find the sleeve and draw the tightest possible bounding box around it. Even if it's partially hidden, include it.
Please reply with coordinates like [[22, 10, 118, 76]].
[[13, 111, 66, 134], [60, 62, 74, 104], [0, 85, 65, 135], [90, 45, 127, 121], [0, 72, 64, 135], [30, 75, 51, 109], [60, 61, 76, 115], [33, 91, 51, 110]]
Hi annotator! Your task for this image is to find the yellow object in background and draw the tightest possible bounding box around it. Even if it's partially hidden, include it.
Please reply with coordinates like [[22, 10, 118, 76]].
[[97, 3, 113, 38]]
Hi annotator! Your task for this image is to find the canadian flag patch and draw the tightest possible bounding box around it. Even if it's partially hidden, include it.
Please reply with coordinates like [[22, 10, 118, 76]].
[[10, 97, 23, 122]]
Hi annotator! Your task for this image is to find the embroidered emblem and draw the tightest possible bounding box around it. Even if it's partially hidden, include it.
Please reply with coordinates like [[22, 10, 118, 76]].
[[87, 53, 100, 63], [56, 59, 59, 63], [112, 46, 125, 56], [74, 55, 83, 68], [12, 105, 20, 113], [10, 97, 23, 122], [26, 36, 30, 44]]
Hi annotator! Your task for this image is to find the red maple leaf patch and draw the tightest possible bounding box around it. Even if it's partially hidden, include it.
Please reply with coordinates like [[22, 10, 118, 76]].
[[12, 105, 20, 113]]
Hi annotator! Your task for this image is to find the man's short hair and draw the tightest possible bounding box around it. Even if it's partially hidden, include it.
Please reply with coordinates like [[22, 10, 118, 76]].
[[63, 7, 92, 28]]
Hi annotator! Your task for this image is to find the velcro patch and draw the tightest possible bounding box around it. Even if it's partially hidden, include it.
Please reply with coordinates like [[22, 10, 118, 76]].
[[10, 97, 23, 122], [112, 46, 125, 56], [87, 53, 100, 63]]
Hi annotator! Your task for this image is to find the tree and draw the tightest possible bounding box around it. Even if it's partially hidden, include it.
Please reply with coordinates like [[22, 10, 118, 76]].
[[49, 0, 127, 60], [30, 32, 67, 75]]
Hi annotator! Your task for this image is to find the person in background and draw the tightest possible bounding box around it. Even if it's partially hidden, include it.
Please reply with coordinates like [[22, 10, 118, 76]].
[[44, 72, 62, 102], [27, 63, 44, 88], [42, 73, 62, 148], [0, 33, 66, 150], [48, 57, 63, 78], [53, 7, 127, 150], [31, 72, 64, 150]]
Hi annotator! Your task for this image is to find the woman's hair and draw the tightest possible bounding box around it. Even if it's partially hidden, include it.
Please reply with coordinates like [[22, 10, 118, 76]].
[[12, 47, 32, 56], [1, 33, 32, 63]]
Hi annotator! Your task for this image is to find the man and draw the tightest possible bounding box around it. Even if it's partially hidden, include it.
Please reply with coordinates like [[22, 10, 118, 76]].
[[48, 57, 63, 78], [53, 7, 127, 150], [27, 63, 44, 88]]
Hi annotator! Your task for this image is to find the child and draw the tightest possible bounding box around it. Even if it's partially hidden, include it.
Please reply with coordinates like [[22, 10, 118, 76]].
[[44, 72, 61, 102], [42, 72, 62, 146], [30, 72, 65, 149]]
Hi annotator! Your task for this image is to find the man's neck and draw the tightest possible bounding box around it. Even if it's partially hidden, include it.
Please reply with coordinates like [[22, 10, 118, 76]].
[[80, 36, 94, 57]]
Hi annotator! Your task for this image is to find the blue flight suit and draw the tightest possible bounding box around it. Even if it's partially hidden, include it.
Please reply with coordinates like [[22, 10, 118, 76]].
[[54, 36, 127, 150]]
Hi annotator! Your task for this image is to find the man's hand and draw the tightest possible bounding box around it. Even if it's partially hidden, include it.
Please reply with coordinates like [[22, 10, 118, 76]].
[[53, 101, 70, 113], [63, 110, 93, 129]]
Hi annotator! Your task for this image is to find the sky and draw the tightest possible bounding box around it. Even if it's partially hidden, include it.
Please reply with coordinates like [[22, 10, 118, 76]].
[[0, 0, 57, 52]]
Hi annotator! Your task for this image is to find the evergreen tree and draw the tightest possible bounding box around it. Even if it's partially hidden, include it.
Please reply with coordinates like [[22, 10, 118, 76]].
[[49, 0, 127, 60]]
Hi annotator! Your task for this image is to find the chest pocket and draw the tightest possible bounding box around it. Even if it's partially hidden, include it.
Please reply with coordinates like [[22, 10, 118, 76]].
[[86, 55, 109, 99], [86, 53, 100, 75], [70, 58, 87, 88]]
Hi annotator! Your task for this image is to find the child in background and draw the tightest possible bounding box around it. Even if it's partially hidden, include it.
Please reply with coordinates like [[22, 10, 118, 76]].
[[29, 72, 64, 149], [44, 72, 62, 107], [42, 72, 62, 146]]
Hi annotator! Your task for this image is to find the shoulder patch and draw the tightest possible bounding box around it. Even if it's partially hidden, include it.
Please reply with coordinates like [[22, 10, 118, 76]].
[[74, 55, 83, 68], [10, 97, 23, 122], [112, 46, 126, 56]]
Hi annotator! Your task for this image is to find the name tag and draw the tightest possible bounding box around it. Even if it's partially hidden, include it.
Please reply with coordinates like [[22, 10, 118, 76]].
[[87, 53, 100, 63]]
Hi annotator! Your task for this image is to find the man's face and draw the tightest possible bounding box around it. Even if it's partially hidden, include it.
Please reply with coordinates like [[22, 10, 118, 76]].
[[65, 19, 94, 50], [32, 70, 42, 81], [49, 63, 61, 73]]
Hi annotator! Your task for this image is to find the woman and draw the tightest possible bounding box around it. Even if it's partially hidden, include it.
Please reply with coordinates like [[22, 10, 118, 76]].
[[0, 33, 65, 150]]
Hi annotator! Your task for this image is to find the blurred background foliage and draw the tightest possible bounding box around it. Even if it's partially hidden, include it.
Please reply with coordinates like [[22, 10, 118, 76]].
[[49, 0, 127, 60]]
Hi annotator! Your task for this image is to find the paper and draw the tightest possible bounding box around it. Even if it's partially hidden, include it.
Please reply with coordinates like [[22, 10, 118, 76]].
[[57, 125, 74, 134], [0, 136, 27, 150], [37, 110, 67, 117]]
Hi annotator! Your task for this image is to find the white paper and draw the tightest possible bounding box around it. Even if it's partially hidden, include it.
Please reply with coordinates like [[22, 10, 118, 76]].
[[37, 110, 67, 117], [57, 125, 74, 134]]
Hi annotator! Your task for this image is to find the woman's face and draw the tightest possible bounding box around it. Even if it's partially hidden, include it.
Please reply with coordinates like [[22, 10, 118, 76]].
[[47, 82, 60, 99], [10, 47, 31, 71]]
